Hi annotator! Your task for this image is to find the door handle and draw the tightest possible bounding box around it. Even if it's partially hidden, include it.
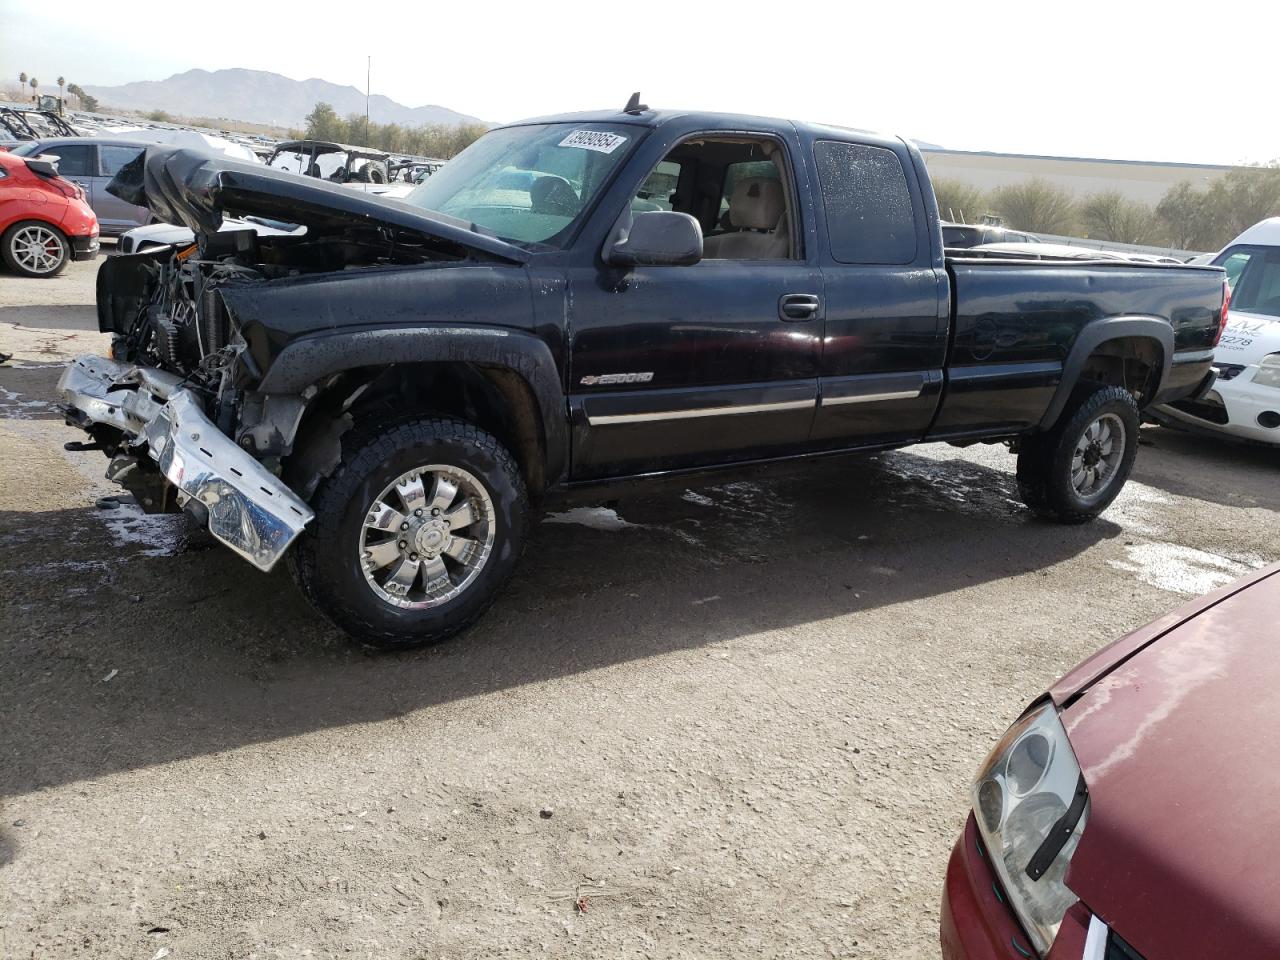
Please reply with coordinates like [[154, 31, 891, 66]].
[[779, 293, 821, 322]]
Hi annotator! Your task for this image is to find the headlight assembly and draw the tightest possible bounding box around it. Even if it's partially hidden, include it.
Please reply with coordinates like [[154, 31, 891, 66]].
[[971, 703, 1089, 956], [1252, 353, 1280, 389]]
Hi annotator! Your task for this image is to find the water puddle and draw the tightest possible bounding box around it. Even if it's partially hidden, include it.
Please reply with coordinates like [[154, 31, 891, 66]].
[[1109, 543, 1266, 595]]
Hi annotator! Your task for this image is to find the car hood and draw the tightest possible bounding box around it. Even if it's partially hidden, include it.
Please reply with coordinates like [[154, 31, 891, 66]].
[[1056, 564, 1280, 957], [1215, 308, 1280, 365], [107, 146, 528, 265]]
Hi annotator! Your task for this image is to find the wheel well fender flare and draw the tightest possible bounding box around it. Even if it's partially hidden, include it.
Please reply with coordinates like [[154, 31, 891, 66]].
[[258, 326, 568, 486], [1039, 317, 1173, 430]]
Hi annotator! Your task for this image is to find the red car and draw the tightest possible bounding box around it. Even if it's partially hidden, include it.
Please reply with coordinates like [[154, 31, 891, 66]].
[[0, 148, 99, 277], [942, 562, 1280, 959]]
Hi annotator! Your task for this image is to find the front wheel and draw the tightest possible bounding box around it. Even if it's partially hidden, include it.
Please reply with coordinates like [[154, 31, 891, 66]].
[[2, 220, 70, 278], [1016, 385, 1140, 524], [290, 417, 528, 649]]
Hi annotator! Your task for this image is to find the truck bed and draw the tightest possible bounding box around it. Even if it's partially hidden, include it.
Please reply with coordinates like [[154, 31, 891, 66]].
[[927, 257, 1224, 439]]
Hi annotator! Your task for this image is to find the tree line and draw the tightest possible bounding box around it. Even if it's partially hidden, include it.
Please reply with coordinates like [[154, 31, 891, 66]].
[[303, 102, 487, 159], [14, 72, 98, 112], [932, 164, 1280, 251]]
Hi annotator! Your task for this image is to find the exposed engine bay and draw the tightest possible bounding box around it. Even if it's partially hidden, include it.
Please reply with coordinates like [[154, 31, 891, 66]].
[[60, 235, 317, 570], [59, 145, 530, 572]]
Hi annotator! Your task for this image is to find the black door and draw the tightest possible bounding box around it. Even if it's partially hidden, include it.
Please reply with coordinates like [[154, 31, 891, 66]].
[[567, 135, 822, 481], [807, 139, 948, 449]]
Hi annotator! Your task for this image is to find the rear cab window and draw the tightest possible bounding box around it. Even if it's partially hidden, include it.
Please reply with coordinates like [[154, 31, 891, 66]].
[[812, 140, 917, 264]]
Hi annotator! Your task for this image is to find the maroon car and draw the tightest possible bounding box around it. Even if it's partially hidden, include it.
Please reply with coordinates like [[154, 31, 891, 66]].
[[941, 562, 1280, 959]]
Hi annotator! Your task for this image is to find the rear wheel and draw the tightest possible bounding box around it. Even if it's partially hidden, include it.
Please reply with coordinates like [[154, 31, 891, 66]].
[[290, 417, 528, 649], [2, 220, 70, 278], [1016, 385, 1140, 523]]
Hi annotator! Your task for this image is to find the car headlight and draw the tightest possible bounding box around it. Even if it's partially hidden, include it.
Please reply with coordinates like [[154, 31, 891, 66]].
[[1252, 353, 1280, 389], [972, 703, 1088, 956]]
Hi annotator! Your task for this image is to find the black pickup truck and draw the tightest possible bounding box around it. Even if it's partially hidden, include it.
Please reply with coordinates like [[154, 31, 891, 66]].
[[60, 101, 1227, 647]]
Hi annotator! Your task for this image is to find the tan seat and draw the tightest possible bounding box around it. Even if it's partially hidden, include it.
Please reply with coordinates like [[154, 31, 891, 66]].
[[703, 177, 789, 259]]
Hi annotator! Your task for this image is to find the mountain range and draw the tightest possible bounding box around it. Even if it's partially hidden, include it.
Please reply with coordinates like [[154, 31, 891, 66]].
[[82, 68, 485, 130]]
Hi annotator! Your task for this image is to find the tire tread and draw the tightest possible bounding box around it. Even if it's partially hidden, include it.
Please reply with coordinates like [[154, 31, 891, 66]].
[[1016, 385, 1139, 524], [289, 415, 527, 649]]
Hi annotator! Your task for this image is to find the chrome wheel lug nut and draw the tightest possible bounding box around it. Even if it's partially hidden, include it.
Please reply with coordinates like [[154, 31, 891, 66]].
[[414, 509, 423, 517], [409, 552, 419, 561], [400, 522, 408, 530], [399, 540, 407, 548], [431, 508, 440, 517]]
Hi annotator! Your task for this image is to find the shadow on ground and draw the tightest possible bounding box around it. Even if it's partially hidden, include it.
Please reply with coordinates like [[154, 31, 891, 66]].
[[0, 359, 67, 420], [1135, 423, 1280, 509], [0, 305, 99, 330], [0, 449, 1118, 797]]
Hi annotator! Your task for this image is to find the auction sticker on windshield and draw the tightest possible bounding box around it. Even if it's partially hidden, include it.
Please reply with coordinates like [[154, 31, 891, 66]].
[[559, 130, 628, 154]]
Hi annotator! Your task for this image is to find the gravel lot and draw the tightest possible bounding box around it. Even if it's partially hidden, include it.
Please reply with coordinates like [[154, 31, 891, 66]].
[[2, 255, 1278, 959]]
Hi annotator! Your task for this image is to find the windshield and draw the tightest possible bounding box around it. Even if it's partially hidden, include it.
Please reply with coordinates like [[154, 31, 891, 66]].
[[404, 122, 639, 247], [1216, 245, 1280, 319]]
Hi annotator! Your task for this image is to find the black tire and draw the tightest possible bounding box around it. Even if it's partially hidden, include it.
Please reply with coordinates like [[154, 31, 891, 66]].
[[1016, 385, 1140, 524], [1, 220, 70, 278], [289, 417, 528, 649]]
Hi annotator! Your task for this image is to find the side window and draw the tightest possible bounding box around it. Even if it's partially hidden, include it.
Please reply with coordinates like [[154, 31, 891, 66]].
[[100, 145, 144, 177], [44, 143, 94, 178], [632, 159, 681, 212], [813, 141, 917, 265], [629, 136, 797, 260], [1225, 246, 1280, 318]]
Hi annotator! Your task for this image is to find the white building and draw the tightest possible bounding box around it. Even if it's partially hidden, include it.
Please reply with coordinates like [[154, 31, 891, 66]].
[[919, 147, 1235, 207]]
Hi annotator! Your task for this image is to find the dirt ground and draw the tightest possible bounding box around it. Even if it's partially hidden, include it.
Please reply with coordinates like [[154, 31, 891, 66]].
[[2, 255, 1278, 960]]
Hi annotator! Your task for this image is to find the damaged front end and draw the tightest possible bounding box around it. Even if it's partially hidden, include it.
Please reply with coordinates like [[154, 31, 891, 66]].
[[61, 146, 527, 573], [60, 354, 312, 569], [64, 238, 315, 570]]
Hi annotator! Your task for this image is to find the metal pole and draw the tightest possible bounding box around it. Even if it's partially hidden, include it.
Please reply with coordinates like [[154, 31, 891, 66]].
[[365, 55, 371, 147]]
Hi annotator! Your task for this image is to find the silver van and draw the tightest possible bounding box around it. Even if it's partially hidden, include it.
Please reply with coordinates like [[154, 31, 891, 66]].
[[8, 138, 153, 236]]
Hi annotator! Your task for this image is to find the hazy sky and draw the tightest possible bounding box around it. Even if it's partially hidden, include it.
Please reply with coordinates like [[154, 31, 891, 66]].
[[3, 0, 1275, 165]]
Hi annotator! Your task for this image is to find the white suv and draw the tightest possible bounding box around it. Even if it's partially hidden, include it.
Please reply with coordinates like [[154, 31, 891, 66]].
[[1152, 218, 1280, 445]]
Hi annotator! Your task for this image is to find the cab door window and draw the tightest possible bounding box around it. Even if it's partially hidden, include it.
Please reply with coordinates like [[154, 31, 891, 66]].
[[630, 136, 799, 261], [632, 160, 681, 212]]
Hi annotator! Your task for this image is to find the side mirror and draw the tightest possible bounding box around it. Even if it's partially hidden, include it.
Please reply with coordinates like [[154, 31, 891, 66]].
[[607, 211, 703, 267]]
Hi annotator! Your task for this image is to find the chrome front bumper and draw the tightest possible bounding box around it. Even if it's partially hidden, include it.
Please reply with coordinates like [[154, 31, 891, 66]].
[[58, 355, 314, 571]]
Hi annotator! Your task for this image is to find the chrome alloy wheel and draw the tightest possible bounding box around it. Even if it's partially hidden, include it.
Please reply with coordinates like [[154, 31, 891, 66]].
[[10, 224, 66, 275], [359, 465, 495, 609], [1071, 413, 1125, 500]]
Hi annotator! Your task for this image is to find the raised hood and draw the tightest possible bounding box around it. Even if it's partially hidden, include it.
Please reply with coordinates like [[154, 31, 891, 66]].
[[1058, 564, 1280, 957], [107, 146, 528, 265]]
